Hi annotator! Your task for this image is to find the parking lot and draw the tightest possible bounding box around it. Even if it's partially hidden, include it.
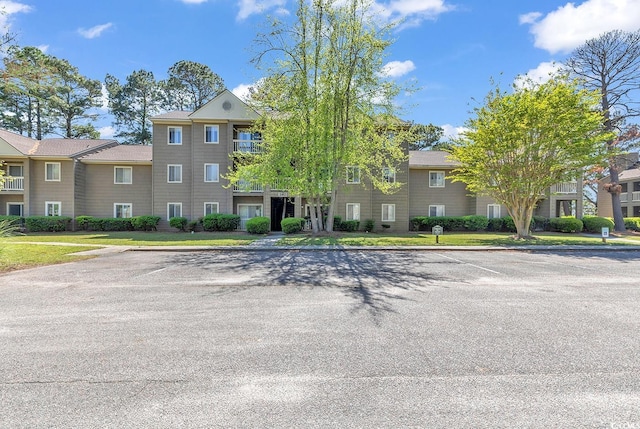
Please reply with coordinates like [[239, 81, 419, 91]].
[[1, 249, 640, 428]]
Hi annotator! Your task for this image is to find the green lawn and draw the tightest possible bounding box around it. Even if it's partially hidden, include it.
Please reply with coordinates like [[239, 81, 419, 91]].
[[276, 231, 640, 247], [0, 243, 97, 273], [4, 231, 260, 246]]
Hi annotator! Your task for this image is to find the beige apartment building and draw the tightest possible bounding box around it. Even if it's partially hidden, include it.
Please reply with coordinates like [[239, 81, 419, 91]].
[[1, 90, 583, 231], [597, 153, 640, 218]]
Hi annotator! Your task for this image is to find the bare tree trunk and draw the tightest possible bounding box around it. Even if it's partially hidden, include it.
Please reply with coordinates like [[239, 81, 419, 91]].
[[309, 200, 319, 234], [315, 197, 324, 231], [609, 168, 626, 232], [325, 189, 337, 232]]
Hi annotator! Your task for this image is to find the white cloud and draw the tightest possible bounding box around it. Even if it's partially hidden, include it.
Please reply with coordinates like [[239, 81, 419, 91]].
[[518, 12, 541, 25], [77, 23, 113, 39], [380, 60, 416, 78], [0, 1, 32, 31], [36, 44, 49, 53], [441, 124, 466, 140], [99, 126, 116, 139], [522, 0, 640, 54], [236, 0, 287, 20], [372, 0, 454, 28], [514, 61, 563, 88], [232, 83, 253, 101]]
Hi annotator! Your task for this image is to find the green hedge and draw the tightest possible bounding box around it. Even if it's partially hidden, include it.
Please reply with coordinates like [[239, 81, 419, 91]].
[[624, 217, 640, 231], [130, 215, 160, 231], [0, 215, 23, 226], [202, 214, 240, 231], [169, 216, 188, 231], [246, 216, 270, 234], [25, 216, 71, 232], [549, 217, 583, 233], [76, 216, 133, 231], [282, 217, 305, 234], [363, 219, 375, 232], [582, 216, 614, 233]]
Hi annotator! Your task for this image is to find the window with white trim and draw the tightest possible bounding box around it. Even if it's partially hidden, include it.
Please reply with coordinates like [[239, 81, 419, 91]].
[[487, 204, 501, 219], [429, 171, 445, 188], [381, 204, 395, 222], [346, 166, 360, 184], [45, 162, 61, 181], [346, 203, 360, 221], [167, 202, 182, 219], [168, 126, 182, 145], [114, 203, 133, 218], [167, 164, 182, 183], [45, 201, 61, 216], [114, 166, 132, 184], [204, 202, 219, 216], [7, 202, 23, 217], [429, 205, 445, 217], [205, 125, 219, 144], [383, 167, 396, 184], [204, 163, 219, 182]]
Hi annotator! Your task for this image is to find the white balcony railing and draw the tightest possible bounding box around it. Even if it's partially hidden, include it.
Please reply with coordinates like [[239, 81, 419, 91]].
[[233, 180, 263, 192], [551, 182, 578, 194], [233, 139, 262, 154], [632, 191, 640, 202], [1, 176, 24, 191]]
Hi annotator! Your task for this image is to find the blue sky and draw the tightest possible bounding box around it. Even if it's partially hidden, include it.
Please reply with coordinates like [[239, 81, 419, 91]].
[[2, 0, 639, 140]]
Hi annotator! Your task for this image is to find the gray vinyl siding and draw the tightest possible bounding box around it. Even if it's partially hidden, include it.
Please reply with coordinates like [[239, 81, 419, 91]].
[[28, 159, 75, 217], [74, 161, 86, 217], [409, 169, 472, 218], [372, 166, 409, 232], [82, 164, 152, 217]]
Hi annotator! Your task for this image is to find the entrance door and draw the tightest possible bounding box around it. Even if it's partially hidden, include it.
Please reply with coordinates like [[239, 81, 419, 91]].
[[270, 197, 295, 231]]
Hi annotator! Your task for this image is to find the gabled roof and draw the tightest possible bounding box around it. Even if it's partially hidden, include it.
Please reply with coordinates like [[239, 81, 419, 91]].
[[409, 150, 459, 168], [0, 129, 117, 157], [619, 167, 640, 181], [150, 111, 192, 121], [189, 89, 259, 121], [79, 144, 152, 163]]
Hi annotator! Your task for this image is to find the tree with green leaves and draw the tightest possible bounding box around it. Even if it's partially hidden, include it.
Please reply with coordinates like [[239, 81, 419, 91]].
[[161, 60, 225, 111], [231, 0, 411, 233], [449, 75, 613, 239], [566, 29, 640, 231], [407, 123, 444, 151], [105, 70, 162, 145]]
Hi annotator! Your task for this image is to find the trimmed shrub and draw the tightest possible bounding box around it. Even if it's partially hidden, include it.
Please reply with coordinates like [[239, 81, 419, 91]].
[[462, 215, 489, 231], [363, 219, 375, 232], [501, 216, 517, 232], [131, 215, 160, 231], [549, 217, 584, 233], [487, 217, 504, 231], [282, 217, 305, 234], [532, 216, 549, 232], [169, 216, 188, 231], [246, 216, 270, 234], [582, 216, 614, 233], [187, 220, 199, 232], [340, 220, 360, 232], [25, 216, 71, 232], [624, 217, 640, 231], [0, 215, 24, 226], [202, 214, 241, 231], [75, 216, 93, 231], [75, 216, 133, 231]]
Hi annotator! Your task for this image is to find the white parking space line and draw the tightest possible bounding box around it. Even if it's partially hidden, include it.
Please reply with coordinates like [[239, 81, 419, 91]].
[[435, 253, 502, 275]]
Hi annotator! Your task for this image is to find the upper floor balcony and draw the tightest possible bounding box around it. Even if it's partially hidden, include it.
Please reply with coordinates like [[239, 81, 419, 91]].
[[632, 191, 640, 202], [550, 182, 578, 194], [1, 176, 24, 191], [233, 180, 263, 193], [233, 139, 262, 154]]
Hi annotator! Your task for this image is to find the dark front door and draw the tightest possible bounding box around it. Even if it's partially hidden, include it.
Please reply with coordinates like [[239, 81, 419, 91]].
[[270, 197, 295, 231]]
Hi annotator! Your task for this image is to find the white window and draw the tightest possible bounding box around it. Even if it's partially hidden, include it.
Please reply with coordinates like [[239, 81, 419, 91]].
[[381, 204, 395, 222], [346, 203, 360, 221], [238, 204, 263, 230], [114, 166, 132, 184], [167, 202, 182, 219], [45, 162, 61, 181], [7, 202, 23, 217], [205, 125, 219, 144], [204, 202, 219, 216], [8, 164, 23, 177], [383, 167, 396, 184], [487, 204, 501, 219], [429, 205, 445, 217], [429, 171, 445, 188], [204, 163, 219, 182], [114, 203, 133, 218], [45, 201, 61, 216], [167, 164, 182, 183], [346, 166, 360, 184], [168, 126, 182, 145]]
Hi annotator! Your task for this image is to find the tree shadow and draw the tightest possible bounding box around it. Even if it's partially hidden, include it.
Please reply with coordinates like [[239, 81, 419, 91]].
[[172, 249, 455, 324]]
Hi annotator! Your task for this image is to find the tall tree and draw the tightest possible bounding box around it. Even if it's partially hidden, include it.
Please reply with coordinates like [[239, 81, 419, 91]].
[[161, 60, 225, 111], [449, 75, 613, 239], [407, 123, 444, 151], [48, 57, 102, 139], [566, 29, 640, 231], [105, 70, 162, 145], [230, 0, 411, 233]]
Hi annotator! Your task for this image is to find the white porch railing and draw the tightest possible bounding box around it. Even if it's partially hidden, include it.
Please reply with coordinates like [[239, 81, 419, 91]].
[[632, 191, 640, 202], [233, 181, 263, 192], [233, 139, 262, 154], [1, 176, 24, 191], [551, 182, 578, 194]]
